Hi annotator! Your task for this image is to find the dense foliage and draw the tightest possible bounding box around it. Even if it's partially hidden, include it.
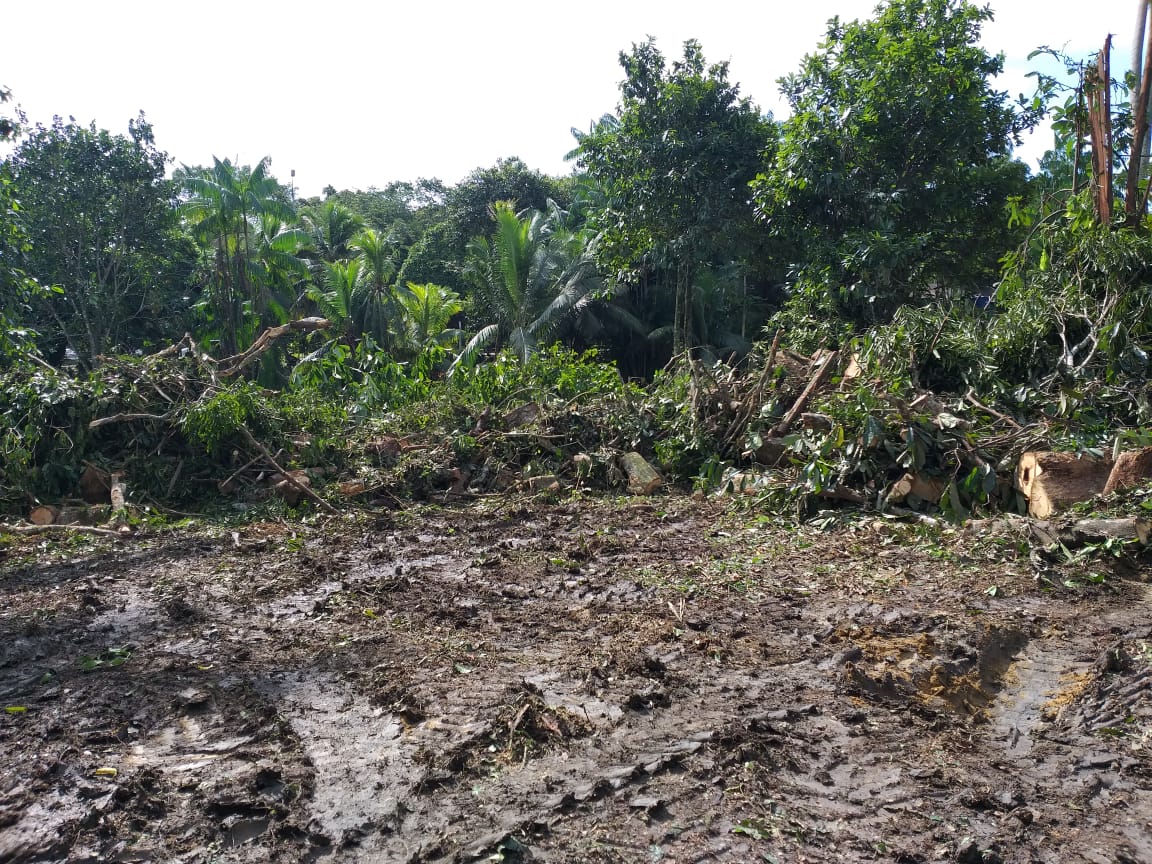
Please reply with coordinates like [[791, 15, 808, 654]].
[[1, 0, 1150, 518]]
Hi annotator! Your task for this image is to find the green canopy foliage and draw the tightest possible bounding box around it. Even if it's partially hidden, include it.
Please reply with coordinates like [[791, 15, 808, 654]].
[[573, 39, 776, 355], [7, 114, 197, 363], [753, 0, 1039, 332]]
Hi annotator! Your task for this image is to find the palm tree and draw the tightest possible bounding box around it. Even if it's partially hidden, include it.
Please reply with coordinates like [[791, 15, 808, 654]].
[[349, 228, 400, 347], [309, 259, 363, 343], [299, 201, 364, 266], [453, 201, 597, 370], [394, 282, 464, 360], [181, 157, 294, 354]]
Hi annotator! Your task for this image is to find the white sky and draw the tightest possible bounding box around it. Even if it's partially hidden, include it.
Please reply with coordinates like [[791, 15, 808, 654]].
[[3, 1, 1141, 197]]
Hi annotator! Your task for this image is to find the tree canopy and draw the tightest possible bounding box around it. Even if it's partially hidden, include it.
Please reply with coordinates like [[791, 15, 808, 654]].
[[752, 0, 1039, 330]]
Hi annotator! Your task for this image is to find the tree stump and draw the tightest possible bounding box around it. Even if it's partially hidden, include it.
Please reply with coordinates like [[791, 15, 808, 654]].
[[1016, 451, 1114, 519], [1103, 447, 1152, 496]]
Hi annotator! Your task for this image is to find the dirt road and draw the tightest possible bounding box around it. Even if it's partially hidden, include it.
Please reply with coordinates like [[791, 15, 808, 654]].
[[1, 498, 1149, 862]]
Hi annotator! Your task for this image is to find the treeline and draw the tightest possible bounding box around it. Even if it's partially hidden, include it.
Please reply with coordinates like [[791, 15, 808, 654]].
[[1, 0, 1150, 510]]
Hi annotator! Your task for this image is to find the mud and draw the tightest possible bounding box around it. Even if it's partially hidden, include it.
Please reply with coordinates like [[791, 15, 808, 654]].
[[1, 498, 1149, 863]]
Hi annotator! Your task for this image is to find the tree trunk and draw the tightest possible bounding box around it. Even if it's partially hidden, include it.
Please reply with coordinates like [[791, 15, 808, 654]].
[[1016, 451, 1114, 518], [1103, 446, 1152, 495]]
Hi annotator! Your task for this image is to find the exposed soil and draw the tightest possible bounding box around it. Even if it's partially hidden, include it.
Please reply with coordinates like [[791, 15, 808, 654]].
[[1, 497, 1150, 863]]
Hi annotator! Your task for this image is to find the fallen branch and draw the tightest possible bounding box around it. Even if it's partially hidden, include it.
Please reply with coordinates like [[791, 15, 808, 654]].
[[218, 318, 330, 378], [238, 426, 338, 513], [773, 351, 840, 437], [964, 389, 1022, 430], [2, 523, 124, 538], [89, 412, 170, 430]]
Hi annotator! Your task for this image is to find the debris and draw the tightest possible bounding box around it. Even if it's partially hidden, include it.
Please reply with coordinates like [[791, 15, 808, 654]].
[[773, 350, 840, 437], [619, 452, 663, 495]]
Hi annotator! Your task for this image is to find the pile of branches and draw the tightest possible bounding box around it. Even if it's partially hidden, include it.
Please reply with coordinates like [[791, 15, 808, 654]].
[[674, 337, 1053, 518], [0, 320, 334, 518]]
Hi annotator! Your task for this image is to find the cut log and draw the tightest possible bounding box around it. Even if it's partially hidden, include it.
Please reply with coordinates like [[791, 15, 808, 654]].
[[1015, 451, 1114, 519], [1102, 447, 1152, 496], [619, 452, 663, 495], [29, 505, 60, 526], [887, 473, 946, 507], [79, 464, 112, 505], [1069, 517, 1151, 545]]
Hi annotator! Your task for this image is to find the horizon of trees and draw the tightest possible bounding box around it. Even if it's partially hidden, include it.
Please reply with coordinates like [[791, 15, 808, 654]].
[[0, 0, 1143, 388]]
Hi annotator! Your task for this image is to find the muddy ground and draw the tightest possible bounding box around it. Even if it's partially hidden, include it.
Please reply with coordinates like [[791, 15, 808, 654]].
[[0, 496, 1149, 863]]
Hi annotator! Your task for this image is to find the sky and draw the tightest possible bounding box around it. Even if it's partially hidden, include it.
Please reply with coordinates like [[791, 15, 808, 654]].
[[3, 1, 1142, 198]]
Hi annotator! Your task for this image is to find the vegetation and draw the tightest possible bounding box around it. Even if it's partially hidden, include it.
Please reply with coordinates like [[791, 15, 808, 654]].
[[1, 0, 1150, 527]]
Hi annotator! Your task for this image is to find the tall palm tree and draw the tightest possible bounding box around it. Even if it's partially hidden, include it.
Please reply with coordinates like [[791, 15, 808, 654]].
[[181, 157, 294, 354], [349, 228, 400, 347], [453, 201, 597, 370]]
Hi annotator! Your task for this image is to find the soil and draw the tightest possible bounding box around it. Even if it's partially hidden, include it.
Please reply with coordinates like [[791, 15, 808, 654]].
[[1, 496, 1149, 863]]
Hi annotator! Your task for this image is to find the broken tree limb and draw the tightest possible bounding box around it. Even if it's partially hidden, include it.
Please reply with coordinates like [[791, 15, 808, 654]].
[[964, 389, 1022, 430], [237, 426, 337, 513], [1086, 37, 1114, 223], [2, 523, 124, 538], [217, 318, 330, 378], [773, 351, 840, 437], [89, 412, 170, 430]]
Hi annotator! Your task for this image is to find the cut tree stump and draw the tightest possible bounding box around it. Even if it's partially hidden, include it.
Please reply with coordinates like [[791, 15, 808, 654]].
[[1016, 451, 1114, 519], [29, 505, 60, 526], [1103, 447, 1152, 496]]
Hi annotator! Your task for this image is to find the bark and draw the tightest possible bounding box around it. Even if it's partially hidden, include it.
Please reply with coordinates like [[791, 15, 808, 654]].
[[1016, 451, 1114, 519], [1103, 447, 1152, 495]]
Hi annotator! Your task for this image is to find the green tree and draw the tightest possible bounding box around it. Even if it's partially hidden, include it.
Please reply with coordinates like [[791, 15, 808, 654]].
[[573, 39, 775, 355], [8, 114, 196, 363], [454, 201, 597, 369], [299, 200, 364, 265], [752, 0, 1038, 330], [180, 156, 296, 354], [394, 282, 464, 360]]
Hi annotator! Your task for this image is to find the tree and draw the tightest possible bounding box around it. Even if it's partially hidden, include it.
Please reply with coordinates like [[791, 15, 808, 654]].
[[299, 200, 364, 265], [454, 201, 597, 369], [180, 157, 296, 354], [573, 39, 776, 355], [7, 114, 196, 363], [393, 282, 464, 360], [752, 0, 1038, 330]]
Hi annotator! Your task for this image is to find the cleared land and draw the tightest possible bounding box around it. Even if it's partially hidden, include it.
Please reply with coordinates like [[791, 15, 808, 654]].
[[1, 498, 1149, 863]]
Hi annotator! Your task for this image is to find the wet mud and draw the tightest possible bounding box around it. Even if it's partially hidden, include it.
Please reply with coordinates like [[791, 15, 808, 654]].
[[1, 499, 1149, 862]]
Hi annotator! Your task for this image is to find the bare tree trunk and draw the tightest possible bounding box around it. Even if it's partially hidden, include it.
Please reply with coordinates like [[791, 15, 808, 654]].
[[1128, 10, 1152, 224], [1087, 37, 1114, 223]]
